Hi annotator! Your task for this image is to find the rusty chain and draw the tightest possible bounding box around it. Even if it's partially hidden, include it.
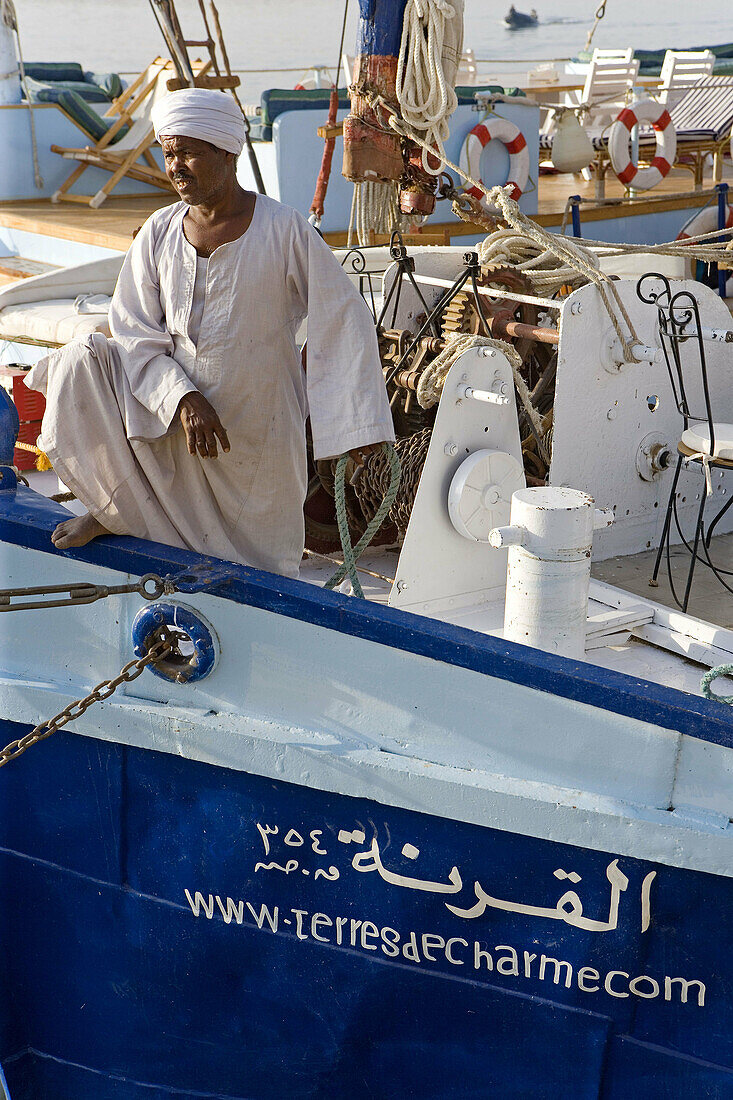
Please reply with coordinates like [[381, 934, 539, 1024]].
[[0, 634, 174, 769]]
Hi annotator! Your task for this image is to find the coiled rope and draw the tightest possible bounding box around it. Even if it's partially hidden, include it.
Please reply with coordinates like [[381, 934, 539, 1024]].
[[396, 0, 459, 175], [478, 227, 601, 296], [367, 91, 643, 363], [701, 664, 733, 705], [414, 331, 551, 464], [325, 443, 401, 598]]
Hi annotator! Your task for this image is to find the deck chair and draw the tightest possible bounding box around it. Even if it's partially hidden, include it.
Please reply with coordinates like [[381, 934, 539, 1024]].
[[50, 57, 212, 208], [579, 48, 640, 131], [540, 49, 640, 188], [667, 75, 733, 186], [658, 50, 715, 111]]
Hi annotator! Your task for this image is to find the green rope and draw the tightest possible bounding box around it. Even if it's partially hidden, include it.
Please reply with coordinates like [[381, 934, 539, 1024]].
[[701, 664, 733, 705], [325, 443, 401, 598]]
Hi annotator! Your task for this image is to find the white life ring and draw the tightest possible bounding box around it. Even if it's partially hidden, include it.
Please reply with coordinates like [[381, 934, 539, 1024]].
[[459, 117, 530, 207], [608, 98, 676, 191], [676, 204, 733, 241]]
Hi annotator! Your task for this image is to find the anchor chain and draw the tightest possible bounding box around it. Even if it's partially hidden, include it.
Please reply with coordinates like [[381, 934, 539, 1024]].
[[0, 572, 172, 612], [0, 633, 176, 768]]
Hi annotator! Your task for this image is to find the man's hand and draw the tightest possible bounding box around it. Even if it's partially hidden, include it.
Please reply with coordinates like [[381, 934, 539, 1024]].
[[177, 392, 230, 458]]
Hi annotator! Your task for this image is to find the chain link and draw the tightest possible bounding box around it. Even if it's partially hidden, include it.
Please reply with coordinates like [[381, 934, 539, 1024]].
[[0, 635, 174, 769]]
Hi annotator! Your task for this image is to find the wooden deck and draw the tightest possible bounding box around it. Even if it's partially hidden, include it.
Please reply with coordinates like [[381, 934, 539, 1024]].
[[0, 194, 174, 252], [0, 162, 731, 253]]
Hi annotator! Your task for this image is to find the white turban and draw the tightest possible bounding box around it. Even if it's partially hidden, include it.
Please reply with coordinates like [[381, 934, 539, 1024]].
[[152, 88, 245, 155]]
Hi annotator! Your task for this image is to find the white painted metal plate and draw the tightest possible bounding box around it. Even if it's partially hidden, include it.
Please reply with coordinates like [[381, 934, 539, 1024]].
[[389, 346, 525, 615], [448, 448, 524, 540], [550, 279, 733, 559]]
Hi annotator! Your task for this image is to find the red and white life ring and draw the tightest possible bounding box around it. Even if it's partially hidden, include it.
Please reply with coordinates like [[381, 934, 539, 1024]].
[[608, 98, 676, 191], [676, 204, 733, 241], [459, 117, 530, 206]]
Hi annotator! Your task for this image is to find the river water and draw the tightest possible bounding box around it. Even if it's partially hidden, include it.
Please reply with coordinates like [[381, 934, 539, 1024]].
[[12, 0, 731, 105]]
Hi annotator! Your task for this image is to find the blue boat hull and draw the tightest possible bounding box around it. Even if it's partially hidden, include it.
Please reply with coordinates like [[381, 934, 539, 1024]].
[[1, 725, 731, 1099]]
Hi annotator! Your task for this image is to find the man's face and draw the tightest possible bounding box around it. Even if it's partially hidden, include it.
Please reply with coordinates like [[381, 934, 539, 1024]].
[[161, 135, 231, 205]]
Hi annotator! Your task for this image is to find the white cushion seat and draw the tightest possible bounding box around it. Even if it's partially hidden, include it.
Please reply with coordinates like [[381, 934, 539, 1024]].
[[680, 423, 733, 461], [0, 299, 110, 346]]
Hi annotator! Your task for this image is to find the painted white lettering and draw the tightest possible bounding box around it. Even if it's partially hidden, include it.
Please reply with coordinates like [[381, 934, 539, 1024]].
[[496, 946, 519, 977], [255, 823, 277, 856], [473, 942, 493, 971], [445, 937, 467, 965], [184, 890, 214, 919], [402, 932, 421, 962], [665, 976, 706, 1007], [361, 921, 379, 950], [523, 951, 536, 978], [314, 865, 340, 881], [310, 830, 327, 855], [215, 896, 244, 925], [629, 975, 659, 999], [292, 908, 309, 941], [349, 919, 362, 947], [245, 902, 279, 932], [338, 828, 365, 845], [380, 926, 400, 957], [640, 870, 657, 933], [605, 970, 630, 998], [284, 829, 304, 847], [578, 966, 600, 992], [254, 859, 298, 874], [311, 913, 332, 943], [539, 955, 572, 988], [421, 933, 445, 962], [335, 916, 348, 945]]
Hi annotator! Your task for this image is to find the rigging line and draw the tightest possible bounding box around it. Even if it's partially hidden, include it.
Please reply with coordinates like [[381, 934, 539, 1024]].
[[332, 0, 350, 88]]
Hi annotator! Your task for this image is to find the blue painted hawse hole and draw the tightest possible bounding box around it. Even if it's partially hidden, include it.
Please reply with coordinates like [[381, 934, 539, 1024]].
[[132, 602, 219, 683]]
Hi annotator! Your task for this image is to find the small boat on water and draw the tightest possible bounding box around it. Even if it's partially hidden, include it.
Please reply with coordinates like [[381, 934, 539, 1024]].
[[503, 5, 539, 28], [2, 1, 733, 1097]]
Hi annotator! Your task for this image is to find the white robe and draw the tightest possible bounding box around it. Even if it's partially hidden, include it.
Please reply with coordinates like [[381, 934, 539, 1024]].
[[27, 196, 394, 578]]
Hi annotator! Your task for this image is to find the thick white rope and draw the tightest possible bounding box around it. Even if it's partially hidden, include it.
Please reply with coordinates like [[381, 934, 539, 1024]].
[[369, 92, 642, 359], [396, 0, 458, 175], [479, 227, 601, 296], [348, 180, 401, 247]]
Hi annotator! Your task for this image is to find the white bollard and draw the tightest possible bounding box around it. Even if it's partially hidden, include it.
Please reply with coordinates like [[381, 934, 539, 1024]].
[[489, 486, 613, 660]]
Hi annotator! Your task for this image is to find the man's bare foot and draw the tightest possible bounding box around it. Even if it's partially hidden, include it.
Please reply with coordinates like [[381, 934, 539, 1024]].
[[51, 512, 109, 549]]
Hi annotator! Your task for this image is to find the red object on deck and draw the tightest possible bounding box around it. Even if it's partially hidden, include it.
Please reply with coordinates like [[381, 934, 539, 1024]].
[[309, 86, 341, 223], [14, 419, 43, 470], [12, 376, 46, 470]]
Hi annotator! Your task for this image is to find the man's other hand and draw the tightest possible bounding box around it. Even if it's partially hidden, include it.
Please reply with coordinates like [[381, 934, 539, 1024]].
[[178, 392, 231, 458]]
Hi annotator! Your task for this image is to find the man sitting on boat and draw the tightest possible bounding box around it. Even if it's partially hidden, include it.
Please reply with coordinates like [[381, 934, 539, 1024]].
[[26, 89, 393, 578]]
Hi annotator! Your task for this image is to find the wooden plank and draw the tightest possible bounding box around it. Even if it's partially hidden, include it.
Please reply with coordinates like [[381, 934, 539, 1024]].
[[0, 257, 58, 279], [317, 123, 344, 140]]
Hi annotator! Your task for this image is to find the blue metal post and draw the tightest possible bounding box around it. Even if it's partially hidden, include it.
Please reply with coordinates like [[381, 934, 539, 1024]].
[[717, 182, 729, 298], [570, 195, 582, 238]]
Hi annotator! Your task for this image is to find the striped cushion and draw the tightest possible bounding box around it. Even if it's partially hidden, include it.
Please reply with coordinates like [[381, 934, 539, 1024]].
[[55, 90, 128, 144], [670, 76, 733, 140]]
